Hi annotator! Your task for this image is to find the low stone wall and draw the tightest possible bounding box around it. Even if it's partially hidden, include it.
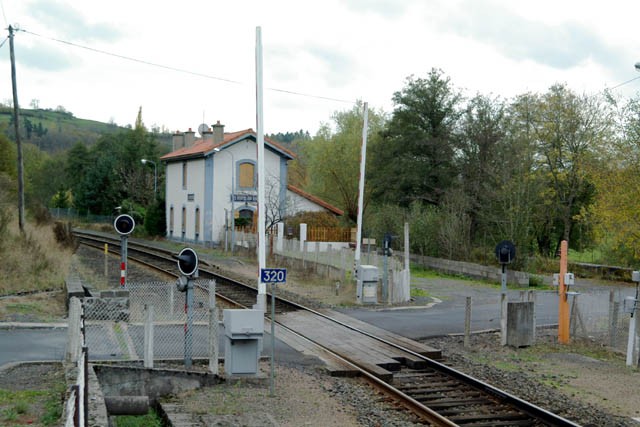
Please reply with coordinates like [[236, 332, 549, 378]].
[[65, 275, 86, 310], [409, 254, 530, 286], [83, 292, 130, 321], [272, 252, 345, 282]]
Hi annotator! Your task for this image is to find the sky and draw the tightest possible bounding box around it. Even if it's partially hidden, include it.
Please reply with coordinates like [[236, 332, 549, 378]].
[[1, 0, 640, 136]]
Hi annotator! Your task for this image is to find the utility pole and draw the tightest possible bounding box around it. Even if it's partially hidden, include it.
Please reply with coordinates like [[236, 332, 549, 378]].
[[8, 25, 25, 234]]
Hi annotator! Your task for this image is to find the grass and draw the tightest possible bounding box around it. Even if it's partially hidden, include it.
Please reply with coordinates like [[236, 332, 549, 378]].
[[0, 217, 73, 296], [410, 286, 430, 298], [0, 385, 63, 426], [568, 248, 604, 264], [114, 409, 164, 427], [0, 292, 67, 322]]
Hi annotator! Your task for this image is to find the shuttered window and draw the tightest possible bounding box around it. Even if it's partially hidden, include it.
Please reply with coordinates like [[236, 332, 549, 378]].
[[239, 162, 255, 189]]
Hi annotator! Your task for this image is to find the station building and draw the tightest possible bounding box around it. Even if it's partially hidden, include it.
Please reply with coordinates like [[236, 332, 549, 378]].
[[160, 122, 342, 246]]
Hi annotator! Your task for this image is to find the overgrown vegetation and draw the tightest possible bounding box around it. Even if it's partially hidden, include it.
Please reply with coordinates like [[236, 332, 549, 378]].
[[0, 377, 64, 426], [114, 409, 164, 427], [0, 205, 72, 295]]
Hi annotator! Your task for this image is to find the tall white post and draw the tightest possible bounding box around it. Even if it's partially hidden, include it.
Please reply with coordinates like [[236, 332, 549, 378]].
[[144, 304, 154, 368], [403, 222, 411, 302], [255, 26, 267, 311], [354, 103, 369, 271], [276, 222, 284, 253], [299, 223, 307, 252]]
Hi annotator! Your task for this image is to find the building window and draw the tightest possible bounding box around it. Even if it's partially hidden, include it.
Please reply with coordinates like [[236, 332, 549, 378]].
[[169, 206, 174, 234], [181, 206, 186, 237], [238, 208, 254, 228], [194, 207, 200, 238], [238, 161, 255, 189], [182, 162, 188, 189]]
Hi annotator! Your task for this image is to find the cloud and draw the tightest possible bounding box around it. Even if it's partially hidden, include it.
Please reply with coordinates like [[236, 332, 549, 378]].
[[304, 44, 356, 87], [17, 43, 75, 71], [344, 0, 410, 18], [442, 2, 620, 71], [29, 0, 121, 42]]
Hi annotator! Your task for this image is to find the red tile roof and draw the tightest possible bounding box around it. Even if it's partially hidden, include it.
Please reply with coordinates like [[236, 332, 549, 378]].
[[160, 128, 296, 161], [287, 184, 344, 216]]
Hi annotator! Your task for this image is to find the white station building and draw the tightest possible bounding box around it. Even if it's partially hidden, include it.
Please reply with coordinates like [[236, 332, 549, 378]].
[[160, 122, 343, 246]]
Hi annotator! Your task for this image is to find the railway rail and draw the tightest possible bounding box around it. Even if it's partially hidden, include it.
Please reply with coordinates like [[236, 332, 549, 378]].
[[73, 228, 581, 426]]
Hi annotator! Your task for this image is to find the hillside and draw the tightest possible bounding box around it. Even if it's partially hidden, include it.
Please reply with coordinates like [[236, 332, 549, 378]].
[[0, 107, 172, 152]]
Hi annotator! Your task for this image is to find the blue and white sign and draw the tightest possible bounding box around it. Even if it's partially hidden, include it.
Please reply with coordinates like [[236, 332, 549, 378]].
[[260, 268, 287, 283]]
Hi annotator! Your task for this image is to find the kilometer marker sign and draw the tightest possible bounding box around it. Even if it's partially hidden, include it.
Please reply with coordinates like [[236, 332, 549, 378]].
[[260, 268, 287, 284]]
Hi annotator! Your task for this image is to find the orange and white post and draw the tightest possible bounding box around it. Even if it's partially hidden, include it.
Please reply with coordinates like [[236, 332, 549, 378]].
[[558, 240, 570, 344]]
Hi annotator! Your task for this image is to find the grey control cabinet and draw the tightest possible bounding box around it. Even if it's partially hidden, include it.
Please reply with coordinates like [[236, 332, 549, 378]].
[[357, 265, 379, 304], [223, 309, 263, 376]]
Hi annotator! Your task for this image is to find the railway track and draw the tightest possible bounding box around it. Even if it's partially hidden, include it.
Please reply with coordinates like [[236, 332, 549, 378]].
[[73, 229, 580, 426]]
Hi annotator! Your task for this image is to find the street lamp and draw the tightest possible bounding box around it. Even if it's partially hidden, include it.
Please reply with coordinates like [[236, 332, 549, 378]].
[[141, 158, 157, 199], [214, 147, 235, 254]]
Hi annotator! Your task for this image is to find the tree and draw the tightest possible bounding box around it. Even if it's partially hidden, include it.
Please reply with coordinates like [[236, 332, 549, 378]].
[[301, 101, 386, 224], [68, 108, 160, 216], [369, 69, 462, 207], [589, 95, 640, 264], [531, 85, 608, 255], [458, 94, 506, 241]]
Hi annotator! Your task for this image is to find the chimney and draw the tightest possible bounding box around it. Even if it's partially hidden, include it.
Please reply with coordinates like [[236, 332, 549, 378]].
[[184, 128, 196, 148], [172, 131, 184, 151], [212, 121, 225, 144], [203, 127, 214, 143]]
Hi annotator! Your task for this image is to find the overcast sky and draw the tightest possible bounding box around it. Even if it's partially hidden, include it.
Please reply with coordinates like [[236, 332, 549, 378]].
[[1, 0, 640, 136]]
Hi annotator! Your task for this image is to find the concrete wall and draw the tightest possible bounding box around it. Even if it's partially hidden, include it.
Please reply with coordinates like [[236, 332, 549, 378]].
[[94, 365, 221, 400], [409, 254, 530, 286]]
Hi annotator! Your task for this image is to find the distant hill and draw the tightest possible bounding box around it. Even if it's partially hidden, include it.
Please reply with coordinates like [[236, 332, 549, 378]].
[[0, 107, 172, 153]]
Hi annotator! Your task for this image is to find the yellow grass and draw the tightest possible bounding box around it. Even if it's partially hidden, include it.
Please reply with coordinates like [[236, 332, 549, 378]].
[[0, 217, 73, 295]]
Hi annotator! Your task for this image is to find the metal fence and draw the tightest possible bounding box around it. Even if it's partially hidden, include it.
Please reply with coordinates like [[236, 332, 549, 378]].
[[84, 281, 218, 363], [568, 288, 636, 354], [49, 207, 112, 224]]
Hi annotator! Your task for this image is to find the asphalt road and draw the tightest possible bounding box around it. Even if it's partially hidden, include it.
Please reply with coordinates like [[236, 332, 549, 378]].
[[338, 276, 638, 339], [0, 327, 67, 367]]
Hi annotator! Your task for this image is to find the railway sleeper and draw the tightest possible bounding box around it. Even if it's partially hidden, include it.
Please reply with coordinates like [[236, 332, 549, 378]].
[[391, 355, 429, 369], [419, 397, 492, 409], [446, 410, 534, 424]]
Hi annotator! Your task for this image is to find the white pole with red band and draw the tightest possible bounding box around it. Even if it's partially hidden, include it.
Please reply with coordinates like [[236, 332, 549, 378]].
[[113, 214, 135, 288]]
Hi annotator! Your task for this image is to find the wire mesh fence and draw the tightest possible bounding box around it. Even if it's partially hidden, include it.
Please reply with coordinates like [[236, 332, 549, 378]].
[[568, 288, 636, 354], [83, 280, 218, 362]]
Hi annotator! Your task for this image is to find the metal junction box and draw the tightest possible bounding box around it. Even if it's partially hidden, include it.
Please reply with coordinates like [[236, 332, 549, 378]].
[[356, 265, 379, 304], [223, 309, 263, 376]]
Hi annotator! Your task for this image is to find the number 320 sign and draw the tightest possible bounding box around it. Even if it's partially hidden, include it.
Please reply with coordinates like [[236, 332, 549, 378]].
[[260, 268, 287, 283]]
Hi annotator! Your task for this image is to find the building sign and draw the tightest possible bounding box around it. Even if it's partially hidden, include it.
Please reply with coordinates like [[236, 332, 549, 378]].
[[232, 194, 257, 203]]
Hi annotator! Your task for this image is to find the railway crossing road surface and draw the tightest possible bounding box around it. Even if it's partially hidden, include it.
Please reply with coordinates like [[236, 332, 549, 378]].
[[1, 276, 636, 367], [337, 275, 637, 340]]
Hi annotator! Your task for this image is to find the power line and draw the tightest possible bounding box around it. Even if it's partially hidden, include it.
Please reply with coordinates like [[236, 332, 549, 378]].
[[0, 1, 7, 28], [19, 28, 356, 105], [607, 75, 640, 91]]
